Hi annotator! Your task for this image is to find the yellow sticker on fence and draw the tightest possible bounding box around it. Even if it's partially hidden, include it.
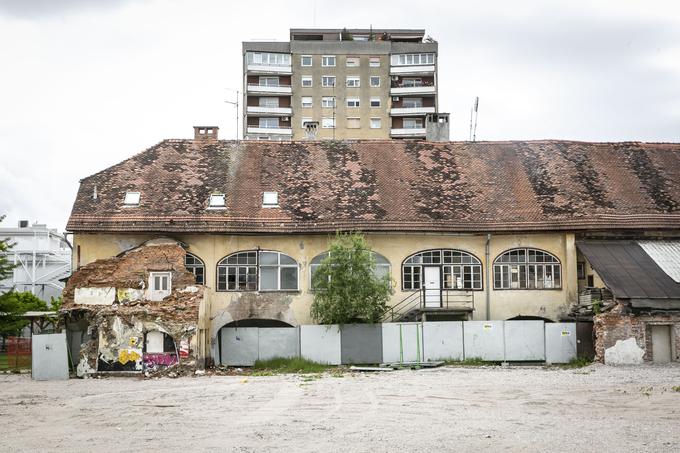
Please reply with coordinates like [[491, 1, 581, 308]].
[[483, 323, 493, 330], [561, 330, 571, 336]]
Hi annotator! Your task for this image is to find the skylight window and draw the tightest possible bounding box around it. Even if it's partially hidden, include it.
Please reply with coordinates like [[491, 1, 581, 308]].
[[209, 194, 226, 208], [262, 191, 279, 207], [123, 191, 140, 206]]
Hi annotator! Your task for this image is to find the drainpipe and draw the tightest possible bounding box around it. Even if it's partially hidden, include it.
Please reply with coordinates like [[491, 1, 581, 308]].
[[485, 233, 491, 320]]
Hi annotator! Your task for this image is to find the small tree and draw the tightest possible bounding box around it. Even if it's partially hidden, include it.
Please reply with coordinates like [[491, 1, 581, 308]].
[[310, 233, 393, 325]]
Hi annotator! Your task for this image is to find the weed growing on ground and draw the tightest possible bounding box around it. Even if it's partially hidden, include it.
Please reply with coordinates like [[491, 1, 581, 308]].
[[252, 357, 332, 374], [445, 358, 502, 367], [671, 386, 680, 393], [559, 358, 593, 369]]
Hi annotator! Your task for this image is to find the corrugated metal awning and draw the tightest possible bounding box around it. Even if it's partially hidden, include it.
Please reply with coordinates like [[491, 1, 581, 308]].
[[576, 241, 680, 308], [638, 241, 680, 283]]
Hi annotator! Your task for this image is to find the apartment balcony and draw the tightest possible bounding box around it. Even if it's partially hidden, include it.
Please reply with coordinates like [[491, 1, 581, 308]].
[[247, 84, 292, 95], [390, 85, 436, 96], [246, 126, 293, 136], [246, 63, 292, 75], [389, 65, 435, 76], [246, 106, 293, 116], [389, 106, 436, 116], [390, 128, 427, 138]]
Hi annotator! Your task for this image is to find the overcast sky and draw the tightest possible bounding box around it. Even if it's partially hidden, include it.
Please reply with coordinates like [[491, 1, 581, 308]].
[[1, 0, 679, 233]]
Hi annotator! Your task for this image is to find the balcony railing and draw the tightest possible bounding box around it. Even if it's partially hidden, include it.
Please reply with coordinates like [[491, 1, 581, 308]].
[[246, 63, 292, 75], [246, 126, 292, 136], [390, 127, 426, 137], [247, 84, 293, 95], [382, 288, 475, 322], [389, 64, 435, 75], [390, 106, 435, 116], [246, 106, 293, 116]]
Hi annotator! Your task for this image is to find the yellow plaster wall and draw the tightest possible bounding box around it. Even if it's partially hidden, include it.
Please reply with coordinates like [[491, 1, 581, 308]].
[[73, 231, 578, 329]]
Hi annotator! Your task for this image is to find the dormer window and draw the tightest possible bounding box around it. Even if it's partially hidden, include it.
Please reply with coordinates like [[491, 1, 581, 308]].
[[123, 191, 140, 206], [209, 193, 226, 208], [262, 191, 279, 207]]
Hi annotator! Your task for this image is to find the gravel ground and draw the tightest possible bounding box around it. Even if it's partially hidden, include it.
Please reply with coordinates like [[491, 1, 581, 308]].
[[1, 364, 679, 452]]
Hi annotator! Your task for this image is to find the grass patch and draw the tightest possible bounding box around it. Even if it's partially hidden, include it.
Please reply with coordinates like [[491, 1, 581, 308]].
[[672, 386, 680, 393], [445, 357, 502, 367], [0, 352, 8, 370], [252, 357, 332, 374], [559, 357, 593, 369]]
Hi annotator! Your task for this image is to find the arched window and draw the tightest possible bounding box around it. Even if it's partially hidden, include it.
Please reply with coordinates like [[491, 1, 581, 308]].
[[216, 250, 298, 292], [309, 251, 391, 290], [402, 249, 482, 290], [493, 248, 561, 290], [185, 252, 205, 285]]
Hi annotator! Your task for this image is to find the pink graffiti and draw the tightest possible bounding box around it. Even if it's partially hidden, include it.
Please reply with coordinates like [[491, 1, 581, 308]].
[[143, 353, 178, 368]]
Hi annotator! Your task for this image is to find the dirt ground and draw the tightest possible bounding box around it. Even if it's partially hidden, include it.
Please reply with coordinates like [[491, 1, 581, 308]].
[[1, 364, 679, 452]]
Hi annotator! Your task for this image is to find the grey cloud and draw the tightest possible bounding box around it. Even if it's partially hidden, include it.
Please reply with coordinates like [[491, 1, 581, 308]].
[[0, 0, 134, 19]]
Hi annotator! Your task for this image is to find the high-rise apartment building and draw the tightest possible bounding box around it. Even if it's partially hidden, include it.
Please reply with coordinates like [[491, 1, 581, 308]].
[[243, 28, 446, 141]]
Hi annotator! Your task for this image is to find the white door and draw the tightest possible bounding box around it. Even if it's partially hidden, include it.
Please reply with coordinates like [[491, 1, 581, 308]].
[[146, 331, 164, 353], [651, 325, 672, 363], [423, 266, 441, 308]]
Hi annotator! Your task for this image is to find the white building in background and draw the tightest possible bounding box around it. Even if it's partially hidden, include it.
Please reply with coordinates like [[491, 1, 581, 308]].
[[0, 221, 71, 304]]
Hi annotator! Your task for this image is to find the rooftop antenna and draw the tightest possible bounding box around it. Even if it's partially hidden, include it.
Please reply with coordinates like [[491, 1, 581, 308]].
[[471, 96, 479, 142], [224, 89, 240, 143]]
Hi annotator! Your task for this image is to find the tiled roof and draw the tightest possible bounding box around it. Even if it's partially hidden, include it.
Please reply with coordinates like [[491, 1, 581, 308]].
[[66, 139, 680, 234]]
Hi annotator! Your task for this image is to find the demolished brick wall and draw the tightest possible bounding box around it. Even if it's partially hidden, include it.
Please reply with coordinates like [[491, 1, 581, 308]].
[[62, 238, 206, 377], [593, 302, 680, 363]]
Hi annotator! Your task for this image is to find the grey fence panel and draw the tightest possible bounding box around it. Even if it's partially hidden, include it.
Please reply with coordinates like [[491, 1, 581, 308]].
[[258, 328, 299, 361], [463, 321, 505, 361], [504, 321, 546, 361], [382, 323, 423, 363], [300, 325, 342, 365], [423, 321, 464, 362], [545, 323, 577, 364], [32, 333, 69, 380], [220, 327, 259, 366], [341, 324, 383, 364]]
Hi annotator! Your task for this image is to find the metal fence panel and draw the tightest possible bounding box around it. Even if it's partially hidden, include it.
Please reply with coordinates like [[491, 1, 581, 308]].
[[300, 325, 342, 365], [220, 327, 259, 366], [382, 323, 423, 363], [258, 328, 299, 361], [423, 321, 464, 362], [463, 321, 505, 361], [341, 324, 383, 364], [545, 323, 577, 364], [504, 321, 546, 361], [31, 333, 69, 380]]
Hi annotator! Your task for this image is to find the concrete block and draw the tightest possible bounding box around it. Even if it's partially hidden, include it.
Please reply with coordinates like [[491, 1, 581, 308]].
[[258, 328, 299, 361], [220, 327, 258, 366], [423, 321, 464, 361], [604, 338, 645, 365], [382, 323, 423, 363], [341, 324, 383, 364], [300, 325, 341, 365], [545, 323, 577, 364], [504, 321, 546, 361], [74, 287, 115, 305], [463, 321, 505, 361], [32, 333, 69, 380]]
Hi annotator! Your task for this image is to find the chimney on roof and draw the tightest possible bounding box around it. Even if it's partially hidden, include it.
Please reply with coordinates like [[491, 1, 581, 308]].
[[193, 126, 219, 140], [18, 220, 29, 228]]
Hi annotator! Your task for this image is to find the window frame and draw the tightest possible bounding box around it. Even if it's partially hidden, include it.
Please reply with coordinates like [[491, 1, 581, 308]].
[[259, 117, 279, 128], [185, 253, 205, 285], [300, 55, 313, 67], [148, 271, 172, 301], [493, 248, 562, 290], [321, 96, 336, 108], [370, 76, 380, 87], [401, 249, 483, 291], [370, 97, 381, 108], [370, 117, 381, 129], [262, 191, 279, 207], [369, 56, 380, 67], [346, 97, 360, 108], [216, 250, 299, 292], [321, 75, 336, 87], [321, 55, 336, 67], [346, 117, 361, 129], [321, 117, 335, 129], [346, 76, 360, 88], [301, 96, 313, 108], [301, 76, 313, 87], [346, 56, 360, 67], [123, 191, 140, 206]]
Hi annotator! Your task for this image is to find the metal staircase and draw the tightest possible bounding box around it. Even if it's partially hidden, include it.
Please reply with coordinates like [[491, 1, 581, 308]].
[[382, 288, 475, 322]]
